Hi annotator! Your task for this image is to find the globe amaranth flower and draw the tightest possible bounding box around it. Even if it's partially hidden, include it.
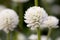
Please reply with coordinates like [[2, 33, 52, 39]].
[[28, 34, 51, 40], [0, 9, 19, 33], [24, 6, 48, 29], [41, 16, 59, 28], [12, 0, 29, 3]]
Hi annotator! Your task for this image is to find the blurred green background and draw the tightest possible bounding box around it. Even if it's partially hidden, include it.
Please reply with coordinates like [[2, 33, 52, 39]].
[[0, 0, 60, 40]]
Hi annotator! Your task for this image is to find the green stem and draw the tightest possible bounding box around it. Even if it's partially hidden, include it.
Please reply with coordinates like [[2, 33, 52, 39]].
[[34, 0, 38, 6], [47, 28, 52, 40], [13, 31, 18, 40], [7, 32, 10, 40], [37, 27, 41, 40], [34, 0, 40, 40]]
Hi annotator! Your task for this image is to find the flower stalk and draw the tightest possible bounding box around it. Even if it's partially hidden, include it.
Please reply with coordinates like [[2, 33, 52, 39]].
[[36, 27, 41, 40], [7, 32, 10, 40], [13, 31, 18, 40], [34, 0, 38, 6], [47, 28, 52, 40], [34, 0, 41, 40]]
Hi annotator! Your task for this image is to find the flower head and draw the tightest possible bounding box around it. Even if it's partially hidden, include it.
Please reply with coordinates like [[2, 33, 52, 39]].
[[24, 6, 48, 29], [42, 16, 59, 28], [0, 9, 19, 33]]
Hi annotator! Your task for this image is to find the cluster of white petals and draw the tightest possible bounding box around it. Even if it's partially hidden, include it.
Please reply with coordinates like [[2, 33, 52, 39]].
[[24, 6, 59, 30], [12, 0, 29, 3], [17, 33, 27, 40], [42, 16, 59, 28], [0, 9, 19, 33], [28, 34, 51, 40], [24, 6, 48, 29]]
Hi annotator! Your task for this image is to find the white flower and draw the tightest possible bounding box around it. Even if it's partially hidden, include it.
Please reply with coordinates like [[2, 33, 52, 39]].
[[28, 34, 51, 40], [0, 5, 7, 12], [24, 6, 48, 29], [17, 33, 27, 40], [12, 0, 29, 3], [56, 37, 60, 40], [28, 34, 37, 40], [41, 16, 59, 28], [0, 9, 19, 33]]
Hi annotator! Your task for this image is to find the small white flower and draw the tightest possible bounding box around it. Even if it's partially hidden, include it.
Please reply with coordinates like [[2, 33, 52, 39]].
[[0, 9, 19, 33], [56, 37, 60, 40], [12, 0, 29, 3], [0, 5, 7, 12], [28, 34, 51, 40], [41, 16, 59, 28], [17, 33, 27, 40], [24, 6, 48, 29], [28, 34, 37, 40]]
